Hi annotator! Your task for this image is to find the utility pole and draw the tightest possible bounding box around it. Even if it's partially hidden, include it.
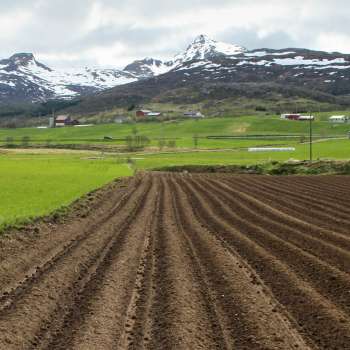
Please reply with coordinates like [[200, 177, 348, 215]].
[[309, 112, 313, 163]]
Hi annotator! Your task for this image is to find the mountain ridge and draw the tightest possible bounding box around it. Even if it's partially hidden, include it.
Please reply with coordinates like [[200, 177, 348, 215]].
[[1, 35, 350, 112]]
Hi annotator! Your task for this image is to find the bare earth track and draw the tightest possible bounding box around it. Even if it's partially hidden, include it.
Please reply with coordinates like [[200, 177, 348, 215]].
[[0, 173, 349, 349]]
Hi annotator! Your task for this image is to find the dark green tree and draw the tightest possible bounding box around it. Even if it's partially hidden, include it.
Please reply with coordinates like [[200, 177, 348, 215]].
[[193, 134, 199, 149]]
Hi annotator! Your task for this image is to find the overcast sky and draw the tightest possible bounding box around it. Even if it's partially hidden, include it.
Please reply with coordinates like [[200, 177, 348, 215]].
[[1, 0, 350, 69]]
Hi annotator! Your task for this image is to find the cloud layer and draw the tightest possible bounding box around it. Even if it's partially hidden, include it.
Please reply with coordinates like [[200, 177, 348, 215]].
[[1, 0, 349, 69]]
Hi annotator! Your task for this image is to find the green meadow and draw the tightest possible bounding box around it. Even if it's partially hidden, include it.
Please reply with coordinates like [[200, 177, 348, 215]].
[[0, 113, 349, 149], [129, 138, 350, 169], [0, 153, 132, 229]]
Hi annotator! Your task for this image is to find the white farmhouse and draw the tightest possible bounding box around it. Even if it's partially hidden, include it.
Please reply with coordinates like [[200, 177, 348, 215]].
[[329, 115, 348, 123], [299, 115, 315, 121]]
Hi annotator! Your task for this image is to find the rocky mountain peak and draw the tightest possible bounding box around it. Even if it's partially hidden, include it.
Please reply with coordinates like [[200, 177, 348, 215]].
[[175, 34, 246, 64], [123, 57, 170, 78], [192, 34, 212, 45], [0, 52, 51, 73], [9, 53, 36, 66]]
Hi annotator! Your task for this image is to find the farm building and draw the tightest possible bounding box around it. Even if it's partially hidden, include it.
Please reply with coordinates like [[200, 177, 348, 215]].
[[280, 114, 301, 120], [54, 115, 79, 127], [136, 110, 162, 117], [329, 115, 348, 123], [184, 111, 204, 118], [136, 110, 151, 117], [298, 115, 315, 121], [280, 114, 314, 121]]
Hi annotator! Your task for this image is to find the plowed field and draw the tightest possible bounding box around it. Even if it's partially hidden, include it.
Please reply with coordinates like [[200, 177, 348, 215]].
[[0, 173, 349, 350]]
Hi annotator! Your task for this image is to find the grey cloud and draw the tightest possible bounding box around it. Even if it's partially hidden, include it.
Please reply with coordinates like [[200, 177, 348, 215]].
[[219, 30, 300, 51], [1, 0, 350, 68]]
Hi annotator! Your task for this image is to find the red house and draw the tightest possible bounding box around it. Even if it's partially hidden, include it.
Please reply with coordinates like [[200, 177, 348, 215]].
[[281, 114, 301, 120], [54, 115, 79, 127], [136, 110, 152, 117]]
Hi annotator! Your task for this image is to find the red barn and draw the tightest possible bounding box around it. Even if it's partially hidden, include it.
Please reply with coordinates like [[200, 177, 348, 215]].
[[136, 110, 152, 117], [281, 114, 301, 120], [54, 115, 79, 127]]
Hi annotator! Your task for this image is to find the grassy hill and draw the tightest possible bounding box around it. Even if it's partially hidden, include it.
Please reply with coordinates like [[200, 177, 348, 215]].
[[0, 113, 349, 149]]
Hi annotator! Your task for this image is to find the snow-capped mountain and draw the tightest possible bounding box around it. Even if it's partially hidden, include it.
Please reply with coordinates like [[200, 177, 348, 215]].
[[123, 58, 172, 79], [0, 34, 249, 103], [173, 34, 246, 63], [70, 44, 350, 115], [124, 34, 247, 78], [0, 53, 137, 102], [2, 34, 350, 105]]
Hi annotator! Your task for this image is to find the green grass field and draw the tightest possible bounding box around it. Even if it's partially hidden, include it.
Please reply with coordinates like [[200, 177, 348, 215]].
[[0, 153, 132, 229], [126, 138, 349, 169], [1, 113, 349, 149]]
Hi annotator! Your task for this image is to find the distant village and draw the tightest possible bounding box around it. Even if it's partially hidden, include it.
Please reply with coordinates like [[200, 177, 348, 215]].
[[48, 109, 205, 128], [45, 110, 350, 129]]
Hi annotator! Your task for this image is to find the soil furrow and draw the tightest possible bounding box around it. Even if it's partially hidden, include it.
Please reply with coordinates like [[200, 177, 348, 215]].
[[177, 175, 350, 349], [169, 176, 312, 350], [0, 175, 152, 349], [205, 177, 350, 272], [40, 176, 155, 350], [230, 175, 350, 232], [219, 175, 350, 251], [167, 177, 232, 350], [265, 175, 350, 205], [0, 176, 142, 303], [116, 185, 160, 350], [1, 173, 350, 349], [189, 177, 350, 315], [146, 176, 224, 350]]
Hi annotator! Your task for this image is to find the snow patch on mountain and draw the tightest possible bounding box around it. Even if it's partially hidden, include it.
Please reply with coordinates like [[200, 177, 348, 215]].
[[245, 51, 296, 57], [273, 57, 346, 66], [235, 55, 350, 70], [173, 34, 246, 64]]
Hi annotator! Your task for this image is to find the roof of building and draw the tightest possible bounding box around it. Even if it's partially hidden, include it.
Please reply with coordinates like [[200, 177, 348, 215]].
[[299, 115, 314, 119], [184, 111, 204, 117], [55, 115, 70, 122]]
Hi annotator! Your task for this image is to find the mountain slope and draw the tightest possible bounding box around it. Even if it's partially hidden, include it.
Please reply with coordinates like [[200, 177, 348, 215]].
[[0, 53, 138, 103]]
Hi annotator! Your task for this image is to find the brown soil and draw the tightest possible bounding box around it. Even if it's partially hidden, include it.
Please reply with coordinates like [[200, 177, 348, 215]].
[[0, 173, 349, 349]]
